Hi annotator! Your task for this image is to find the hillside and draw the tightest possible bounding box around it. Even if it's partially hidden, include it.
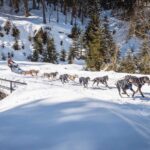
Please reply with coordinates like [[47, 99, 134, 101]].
[[0, 9, 75, 60], [0, 2, 149, 63]]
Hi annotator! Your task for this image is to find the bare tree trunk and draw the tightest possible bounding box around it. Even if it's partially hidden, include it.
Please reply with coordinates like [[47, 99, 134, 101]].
[[9, 0, 12, 7], [41, 0, 46, 24], [60, 0, 63, 12], [32, 0, 37, 9], [37, 0, 40, 9], [0, 0, 3, 6], [63, 0, 66, 15], [71, 0, 77, 25], [23, 0, 31, 17], [12, 0, 19, 13], [57, 3, 59, 23]]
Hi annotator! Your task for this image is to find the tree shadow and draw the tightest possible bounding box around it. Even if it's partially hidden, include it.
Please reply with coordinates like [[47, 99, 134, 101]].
[[0, 98, 149, 150]]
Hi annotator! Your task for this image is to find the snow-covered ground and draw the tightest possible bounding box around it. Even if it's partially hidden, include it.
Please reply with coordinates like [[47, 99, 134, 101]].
[[0, 61, 150, 150]]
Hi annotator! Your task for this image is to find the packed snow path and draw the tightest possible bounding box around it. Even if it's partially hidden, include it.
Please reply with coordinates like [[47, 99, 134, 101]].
[[0, 61, 150, 150]]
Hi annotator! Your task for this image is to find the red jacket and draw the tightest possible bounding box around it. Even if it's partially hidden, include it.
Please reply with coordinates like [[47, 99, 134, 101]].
[[8, 58, 14, 65]]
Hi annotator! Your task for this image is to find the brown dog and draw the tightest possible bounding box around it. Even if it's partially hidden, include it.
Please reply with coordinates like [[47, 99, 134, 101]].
[[30, 69, 39, 76], [23, 69, 39, 76], [22, 70, 33, 76]]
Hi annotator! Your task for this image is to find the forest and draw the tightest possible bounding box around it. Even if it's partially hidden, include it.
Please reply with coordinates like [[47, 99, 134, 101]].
[[0, 0, 149, 73]]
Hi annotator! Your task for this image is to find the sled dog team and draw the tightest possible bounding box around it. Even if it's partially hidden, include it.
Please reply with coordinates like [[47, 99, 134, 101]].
[[21, 69, 150, 98]]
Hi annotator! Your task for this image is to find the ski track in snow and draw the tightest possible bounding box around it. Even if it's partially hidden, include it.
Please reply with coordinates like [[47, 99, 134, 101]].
[[0, 62, 150, 150]]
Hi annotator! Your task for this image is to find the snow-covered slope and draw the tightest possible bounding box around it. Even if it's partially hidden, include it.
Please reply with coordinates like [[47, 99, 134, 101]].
[[102, 11, 143, 56], [0, 61, 150, 150], [0, 8, 144, 62], [0, 8, 85, 61]]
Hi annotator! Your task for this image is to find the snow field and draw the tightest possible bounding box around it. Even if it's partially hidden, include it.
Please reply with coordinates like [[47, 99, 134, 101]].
[[0, 62, 150, 150]]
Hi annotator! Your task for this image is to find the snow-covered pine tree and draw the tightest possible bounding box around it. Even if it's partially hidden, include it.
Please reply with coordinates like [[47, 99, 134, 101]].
[[69, 24, 81, 39], [60, 49, 66, 62], [11, 25, 20, 39], [4, 20, 11, 34], [12, 40, 20, 50], [43, 37, 58, 63], [31, 50, 39, 62], [68, 41, 78, 64], [33, 28, 44, 54], [33, 38, 43, 55], [42, 30, 48, 45]]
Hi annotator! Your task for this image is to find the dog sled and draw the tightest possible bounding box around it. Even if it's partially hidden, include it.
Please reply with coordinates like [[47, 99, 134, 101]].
[[9, 63, 24, 74], [7, 57, 24, 74]]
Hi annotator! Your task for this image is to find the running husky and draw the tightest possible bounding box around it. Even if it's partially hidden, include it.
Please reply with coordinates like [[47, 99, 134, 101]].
[[116, 79, 135, 97], [49, 72, 58, 79], [92, 75, 109, 87], [59, 74, 69, 84], [125, 75, 150, 97], [43, 73, 51, 79], [30, 69, 39, 76], [23, 70, 39, 76], [79, 77, 90, 88]]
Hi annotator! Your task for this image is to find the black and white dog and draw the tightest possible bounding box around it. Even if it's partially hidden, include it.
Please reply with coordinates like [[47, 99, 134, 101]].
[[59, 74, 69, 84], [79, 77, 90, 88]]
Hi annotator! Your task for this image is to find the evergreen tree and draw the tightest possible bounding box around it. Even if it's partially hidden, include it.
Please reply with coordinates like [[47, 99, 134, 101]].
[[69, 24, 81, 39], [84, 14, 105, 71], [33, 38, 43, 55], [43, 37, 57, 63], [31, 50, 39, 62], [11, 25, 20, 39], [102, 23, 119, 70], [33, 28, 44, 54], [60, 49, 66, 62], [103, 23, 116, 63], [68, 43, 77, 64], [137, 41, 150, 74], [42, 31, 48, 44], [4, 20, 11, 34], [118, 50, 136, 73], [12, 40, 20, 50]]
